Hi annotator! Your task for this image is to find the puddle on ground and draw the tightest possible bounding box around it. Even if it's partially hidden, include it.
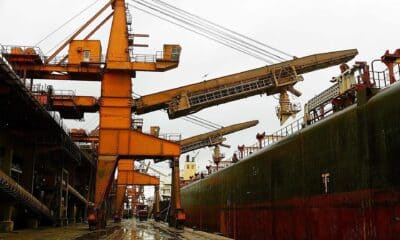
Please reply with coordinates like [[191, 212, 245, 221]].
[[107, 219, 178, 240]]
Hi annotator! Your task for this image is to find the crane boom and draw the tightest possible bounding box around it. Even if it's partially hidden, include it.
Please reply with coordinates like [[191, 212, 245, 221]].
[[70, 120, 258, 153], [133, 49, 358, 119], [180, 120, 259, 153]]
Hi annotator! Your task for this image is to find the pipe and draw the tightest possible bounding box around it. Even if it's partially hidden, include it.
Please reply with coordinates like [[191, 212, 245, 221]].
[[0, 169, 53, 221], [67, 184, 89, 206]]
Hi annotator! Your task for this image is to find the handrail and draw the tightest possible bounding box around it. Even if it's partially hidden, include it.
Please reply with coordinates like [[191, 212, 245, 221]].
[[235, 117, 304, 159], [130, 54, 156, 63], [0, 44, 46, 63], [158, 133, 182, 142], [1, 44, 174, 65]]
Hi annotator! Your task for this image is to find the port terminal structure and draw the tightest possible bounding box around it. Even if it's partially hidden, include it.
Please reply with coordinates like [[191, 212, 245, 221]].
[[0, 0, 360, 232]]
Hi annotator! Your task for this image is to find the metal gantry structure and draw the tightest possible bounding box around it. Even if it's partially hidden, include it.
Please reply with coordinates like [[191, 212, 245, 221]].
[[2, 0, 183, 229], [0, 0, 361, 231], [71, 119, 260, 223]]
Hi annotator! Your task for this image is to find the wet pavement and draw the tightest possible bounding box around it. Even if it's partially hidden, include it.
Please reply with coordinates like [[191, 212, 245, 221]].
[[0, 223, 95, 240], [107, 219, 231, 240], [0, 219, 231, 240], [107, 220, 176, 240], [0, 222, 120, 240]]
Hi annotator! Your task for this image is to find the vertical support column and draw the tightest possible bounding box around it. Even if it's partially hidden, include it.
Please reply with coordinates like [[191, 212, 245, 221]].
[[21, 148, 39, 228], [68, 168, 76, 224], [114, 159, 133, 222], [21, 148, 35, 193], [93, 0, 131, 229], [114, 185, 127, 222], [169, 157, 185, 229], [85, 163, 95, 223], [57, 167, 63, 226], [57, 168, 69, 226], [68, 204, 77, 224], [154, 185, 160, 221], [0, 147, 14, 232], [76, 203, 83, 223], [63, 169, 69, 225]]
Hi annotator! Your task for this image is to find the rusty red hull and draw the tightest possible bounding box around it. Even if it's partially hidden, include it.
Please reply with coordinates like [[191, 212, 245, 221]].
[[182, 83, 400, 239], [186, 189, 400, 239]]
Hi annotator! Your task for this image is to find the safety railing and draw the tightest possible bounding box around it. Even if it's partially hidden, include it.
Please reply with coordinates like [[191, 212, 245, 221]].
[[0, 44, 46, 63], [0, 46, 14, 71], [130, 53, 156, 63], [1, 45, 108, 66], [53, 89, 76, 97], [156, 51, 164, 60], [371, 68, 400, 88], [158, 133, 182, 142], [371, 60, 400, 88], [132, 118, 144, 130], [46, 54, 106, 65], [129, 50, 168, 63], [236, 117, 304, 159], [372, 70, 390, 88], [30, 83, 50, 94]]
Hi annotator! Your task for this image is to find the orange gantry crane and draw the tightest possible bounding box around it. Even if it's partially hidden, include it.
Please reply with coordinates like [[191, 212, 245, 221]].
[[1, 0, 359, 230], [72, 120, 260, 222], [1, 0, 184, 229]]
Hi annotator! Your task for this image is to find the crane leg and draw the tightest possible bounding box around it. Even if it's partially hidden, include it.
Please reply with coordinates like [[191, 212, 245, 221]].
[[114, 185, 127, 222], [154, 185, 160, 221], [169, 157, 185, 229]]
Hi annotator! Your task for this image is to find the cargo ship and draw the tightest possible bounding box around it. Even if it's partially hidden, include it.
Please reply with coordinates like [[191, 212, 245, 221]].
[[181, 50, 400, 239]]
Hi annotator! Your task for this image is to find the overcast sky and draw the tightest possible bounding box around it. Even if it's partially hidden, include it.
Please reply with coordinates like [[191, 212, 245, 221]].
[[0, 0, 398, 176]]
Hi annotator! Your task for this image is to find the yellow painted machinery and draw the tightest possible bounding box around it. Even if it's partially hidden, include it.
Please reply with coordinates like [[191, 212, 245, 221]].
[[133, 49, 358, 124]]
